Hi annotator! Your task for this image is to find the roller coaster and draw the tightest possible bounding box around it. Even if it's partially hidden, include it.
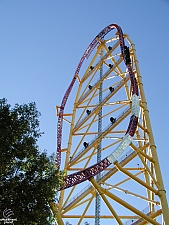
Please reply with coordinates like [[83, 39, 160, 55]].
[[52, 24, 169, 224]]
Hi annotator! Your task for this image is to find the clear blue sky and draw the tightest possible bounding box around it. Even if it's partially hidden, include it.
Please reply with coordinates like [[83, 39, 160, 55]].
[[0, 0, 169, 223]]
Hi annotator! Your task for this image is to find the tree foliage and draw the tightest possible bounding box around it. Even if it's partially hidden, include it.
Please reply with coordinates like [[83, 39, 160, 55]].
[[0, 99, 63, 224]]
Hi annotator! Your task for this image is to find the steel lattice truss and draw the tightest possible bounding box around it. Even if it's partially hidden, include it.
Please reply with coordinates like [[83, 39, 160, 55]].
[[53, 24, 169, 225]]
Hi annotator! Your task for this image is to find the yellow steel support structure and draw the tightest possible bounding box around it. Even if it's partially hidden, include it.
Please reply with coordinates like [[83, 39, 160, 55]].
[[127, 36, 169, 224], [89, 177, 160, 225], [54, 31, 169, 224]]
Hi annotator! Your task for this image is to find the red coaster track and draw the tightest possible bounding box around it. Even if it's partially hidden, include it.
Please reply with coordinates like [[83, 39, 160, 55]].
[[57, 24, 139, 190]]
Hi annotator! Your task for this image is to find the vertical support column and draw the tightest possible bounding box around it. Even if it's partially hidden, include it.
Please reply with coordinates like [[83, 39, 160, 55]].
[[90, 177, 123, 224], [95, 44, 103, 225], [129, 38, 169, 224], [49, 202, 64, 225]]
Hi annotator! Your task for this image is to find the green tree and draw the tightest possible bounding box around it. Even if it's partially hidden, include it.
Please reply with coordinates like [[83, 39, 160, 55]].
[[0, 98, 63, 224]]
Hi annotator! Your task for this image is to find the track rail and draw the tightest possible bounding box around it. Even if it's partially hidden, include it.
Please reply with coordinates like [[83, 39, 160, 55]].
[[57, 24, 139, 190]]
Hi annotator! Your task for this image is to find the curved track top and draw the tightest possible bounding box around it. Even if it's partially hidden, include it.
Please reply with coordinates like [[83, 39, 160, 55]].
[[56, 24, 139, 190]]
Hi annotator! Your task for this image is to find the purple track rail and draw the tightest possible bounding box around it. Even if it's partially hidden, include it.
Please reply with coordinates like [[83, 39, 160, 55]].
[[57, 24, 139, 190]]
